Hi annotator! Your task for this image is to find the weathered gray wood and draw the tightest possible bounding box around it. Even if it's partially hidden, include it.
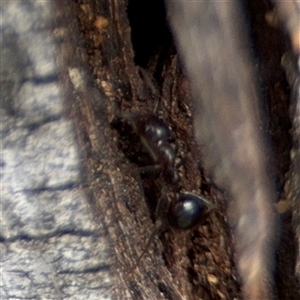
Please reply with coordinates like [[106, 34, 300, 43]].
[[1, 1, 113, 299]]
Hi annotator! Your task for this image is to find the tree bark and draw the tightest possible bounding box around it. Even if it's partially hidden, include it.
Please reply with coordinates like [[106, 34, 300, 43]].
[[1, 0, 299, 299]]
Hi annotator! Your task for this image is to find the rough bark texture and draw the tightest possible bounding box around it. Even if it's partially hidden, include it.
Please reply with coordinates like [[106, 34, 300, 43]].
[[1, 0, 300, 300]]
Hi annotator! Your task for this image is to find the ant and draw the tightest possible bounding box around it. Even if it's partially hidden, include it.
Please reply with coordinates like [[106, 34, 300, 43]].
[[118, 112, 213, 223], [113, 108, 213, 268], [115, 65, 213, 266]]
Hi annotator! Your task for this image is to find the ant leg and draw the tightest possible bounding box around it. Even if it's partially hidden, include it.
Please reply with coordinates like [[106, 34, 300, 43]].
[[125, 164, 161, 181], [138, 67, 160, 112], [126, 219, 165, 276], [137, 164, 161, 176], [154, 185, 170, 220], [109, 98, 141, 125], [125, 186, 169, 276]]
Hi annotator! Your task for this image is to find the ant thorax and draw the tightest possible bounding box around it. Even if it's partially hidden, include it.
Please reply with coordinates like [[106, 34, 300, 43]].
[[116, 112, 179, 182]]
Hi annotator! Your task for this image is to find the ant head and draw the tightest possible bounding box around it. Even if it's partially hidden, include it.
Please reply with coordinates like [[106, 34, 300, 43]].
[[134, 113, 172, 142], [168, 192, 213, 230]]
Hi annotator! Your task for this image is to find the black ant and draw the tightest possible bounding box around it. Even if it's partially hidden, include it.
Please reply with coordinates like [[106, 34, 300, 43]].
[[113, 110, 213, 268], [121, 112, 213, 223], [112, 93, 213, 274]]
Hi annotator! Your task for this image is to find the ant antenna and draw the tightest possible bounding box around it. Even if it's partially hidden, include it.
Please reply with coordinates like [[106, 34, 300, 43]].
[[138, 67, 162, 114]]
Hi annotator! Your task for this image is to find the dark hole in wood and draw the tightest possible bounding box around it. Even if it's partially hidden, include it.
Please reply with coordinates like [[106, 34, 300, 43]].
[[127, 0, 172, 67]]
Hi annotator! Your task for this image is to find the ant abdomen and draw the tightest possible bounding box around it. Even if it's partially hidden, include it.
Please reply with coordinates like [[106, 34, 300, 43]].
[[168, 192, 213, 230], [129, 191, 213, 273]]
